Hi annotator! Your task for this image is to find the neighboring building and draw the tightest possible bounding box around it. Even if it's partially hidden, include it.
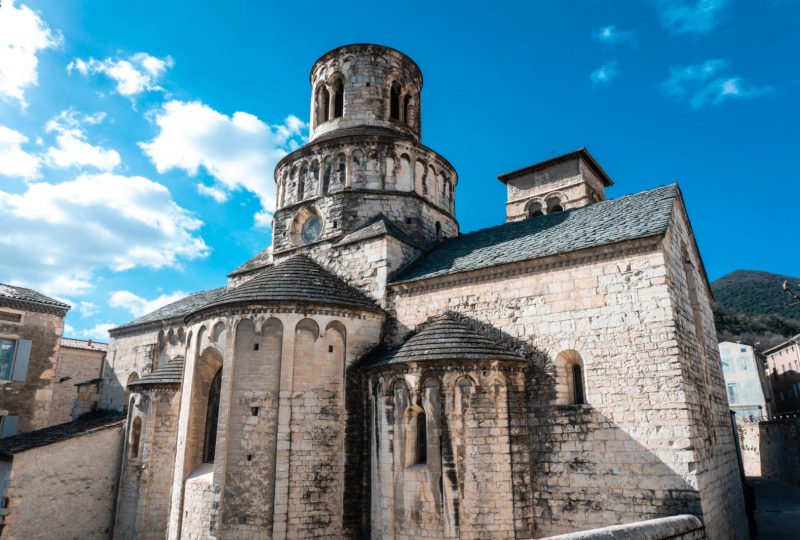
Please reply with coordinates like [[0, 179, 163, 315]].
[[98, 44, 747, 540], [719, 341, 772, 421], [50, 338, 107, 425], [0, 284, 70, 436], [0, 412, 124, 538], [763, 334, 800, 415]]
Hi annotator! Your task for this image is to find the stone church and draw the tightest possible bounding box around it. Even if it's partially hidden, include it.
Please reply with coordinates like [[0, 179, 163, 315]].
[[99, 44, 746, 539]]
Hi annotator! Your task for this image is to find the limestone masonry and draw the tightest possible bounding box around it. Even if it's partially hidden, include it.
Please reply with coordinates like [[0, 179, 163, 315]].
[[15, 44, 749, 539]]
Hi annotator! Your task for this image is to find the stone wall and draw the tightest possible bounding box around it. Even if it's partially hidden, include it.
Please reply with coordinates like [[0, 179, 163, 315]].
[[660, 203, 747, 540], [167, 307, 384, 540], [386, 214, 747, 538], [0, 308, 64, 433], [738, 418, 800, 485], [367, 365, 531, 539], [0, 422, 123, 539], [114, 387, 181, 540], [49, 346, 104, 425], [102, 325, 189, 412]]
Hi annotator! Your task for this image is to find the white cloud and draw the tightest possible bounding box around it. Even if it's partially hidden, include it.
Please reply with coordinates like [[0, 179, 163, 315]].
[[196, 183, 229, 203], [662, 59, 772, 109], [0, 172, 209, 297], [140, 100, 306, 225], [0, 0, 60, 106], [44, 109, 121, 171], [79, 301, 98, 317], [80, 322, 116, 341], [656, 0, 728, 34], [0, 125, 41, 179], [68, 52, 174, 97], [590, 62, 619, 86], [593, 26, 637, 46], [109, 290, 187, 318], [63, 323, 75, 335]]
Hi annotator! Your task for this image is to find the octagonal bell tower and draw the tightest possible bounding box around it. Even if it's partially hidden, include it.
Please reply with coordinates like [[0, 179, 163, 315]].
[[271, 44, 458, 259]]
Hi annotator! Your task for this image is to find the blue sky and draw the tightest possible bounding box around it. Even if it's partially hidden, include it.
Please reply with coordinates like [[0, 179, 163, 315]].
[[0, 0, 797, 340]]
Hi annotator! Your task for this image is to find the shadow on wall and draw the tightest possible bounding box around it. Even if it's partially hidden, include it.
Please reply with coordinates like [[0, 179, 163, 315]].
[[347, 311, 705, 537], [739, 417, 800, 487]]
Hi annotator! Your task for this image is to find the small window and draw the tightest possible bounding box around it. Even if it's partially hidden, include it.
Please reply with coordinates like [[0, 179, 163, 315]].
[[435, 221, 442, 241], [547, 197, 563, 213], [390, 82, 401, 120], [572, 364, 585, 405], [0, 339, 17, 380], [527, 202, 544, 218], [203, 369, 222, 463], [332, 78, 344, 118], [413, 410, 427, 465], [129, 416, 142, 458]]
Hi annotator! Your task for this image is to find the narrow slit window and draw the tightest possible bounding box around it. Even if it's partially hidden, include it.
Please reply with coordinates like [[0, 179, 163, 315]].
[[572, 364, 585, 405]]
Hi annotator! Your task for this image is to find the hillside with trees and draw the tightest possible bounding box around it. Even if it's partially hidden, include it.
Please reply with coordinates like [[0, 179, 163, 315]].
[[711, 270, 800, 350]]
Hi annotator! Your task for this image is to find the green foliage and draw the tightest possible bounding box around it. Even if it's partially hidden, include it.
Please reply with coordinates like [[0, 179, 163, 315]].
[[712, 270, 800, 350]]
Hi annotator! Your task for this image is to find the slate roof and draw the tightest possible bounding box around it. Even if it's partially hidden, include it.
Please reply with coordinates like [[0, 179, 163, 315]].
[[0, 283, 70, 311], [335, 213, 420, 249], [368, 316, 523, 369], [391, 184, 678, 285], [229, 246, 274, 277], [196, 255, 380, 315], [0, 412, 125, 458], [129, 358, 184, 388], [110, 287, 226, 334], [60, 337, 108, 352]]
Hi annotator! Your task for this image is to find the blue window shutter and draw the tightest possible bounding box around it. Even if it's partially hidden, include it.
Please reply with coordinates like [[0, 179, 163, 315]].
[[11, 339, 31, 382], [1, 416, 18, 438]]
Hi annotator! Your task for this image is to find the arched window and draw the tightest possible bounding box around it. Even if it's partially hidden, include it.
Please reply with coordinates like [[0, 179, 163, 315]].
[[403, 94, 412, 125], [527, 202, 544, 218], [572, 364, 586, 405], [297, 179, 305, 201], [547, 197, 563, 213], [203, 368, 222, 463], [337, 154, 346, 184], [414, 410, 427, 464], [322, 160, 332, 194], [390, 82, 401, 120], [332, 78, 344, 118], [317, 86, 330, 125], [129, 416, 142, 459], [435, 221, 442, 241]]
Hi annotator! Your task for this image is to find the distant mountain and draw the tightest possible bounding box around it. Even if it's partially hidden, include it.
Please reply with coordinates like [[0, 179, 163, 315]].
[[711, 270, 800, 350]]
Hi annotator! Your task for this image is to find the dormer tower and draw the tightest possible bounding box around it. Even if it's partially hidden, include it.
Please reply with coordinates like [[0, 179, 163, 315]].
[[271, 44, 458, 259], [499, 148, 613, 223]]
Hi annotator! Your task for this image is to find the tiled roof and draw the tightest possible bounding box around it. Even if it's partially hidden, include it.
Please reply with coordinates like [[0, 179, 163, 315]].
[[198, 255, 380, 314], [229, 246, 274, 277], [129, 358, 184, 388], [335, 213, 420, 248], [0, 283, 70, 311], [391, 184, 677, 285], [0, 412, 125, 457], [60, 337, 108, 352], [110, 287, 226, 334], [367, 315, 524, 369]]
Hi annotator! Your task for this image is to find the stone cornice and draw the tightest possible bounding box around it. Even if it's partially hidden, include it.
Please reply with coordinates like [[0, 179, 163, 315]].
[[389, 236, 663, 295]]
